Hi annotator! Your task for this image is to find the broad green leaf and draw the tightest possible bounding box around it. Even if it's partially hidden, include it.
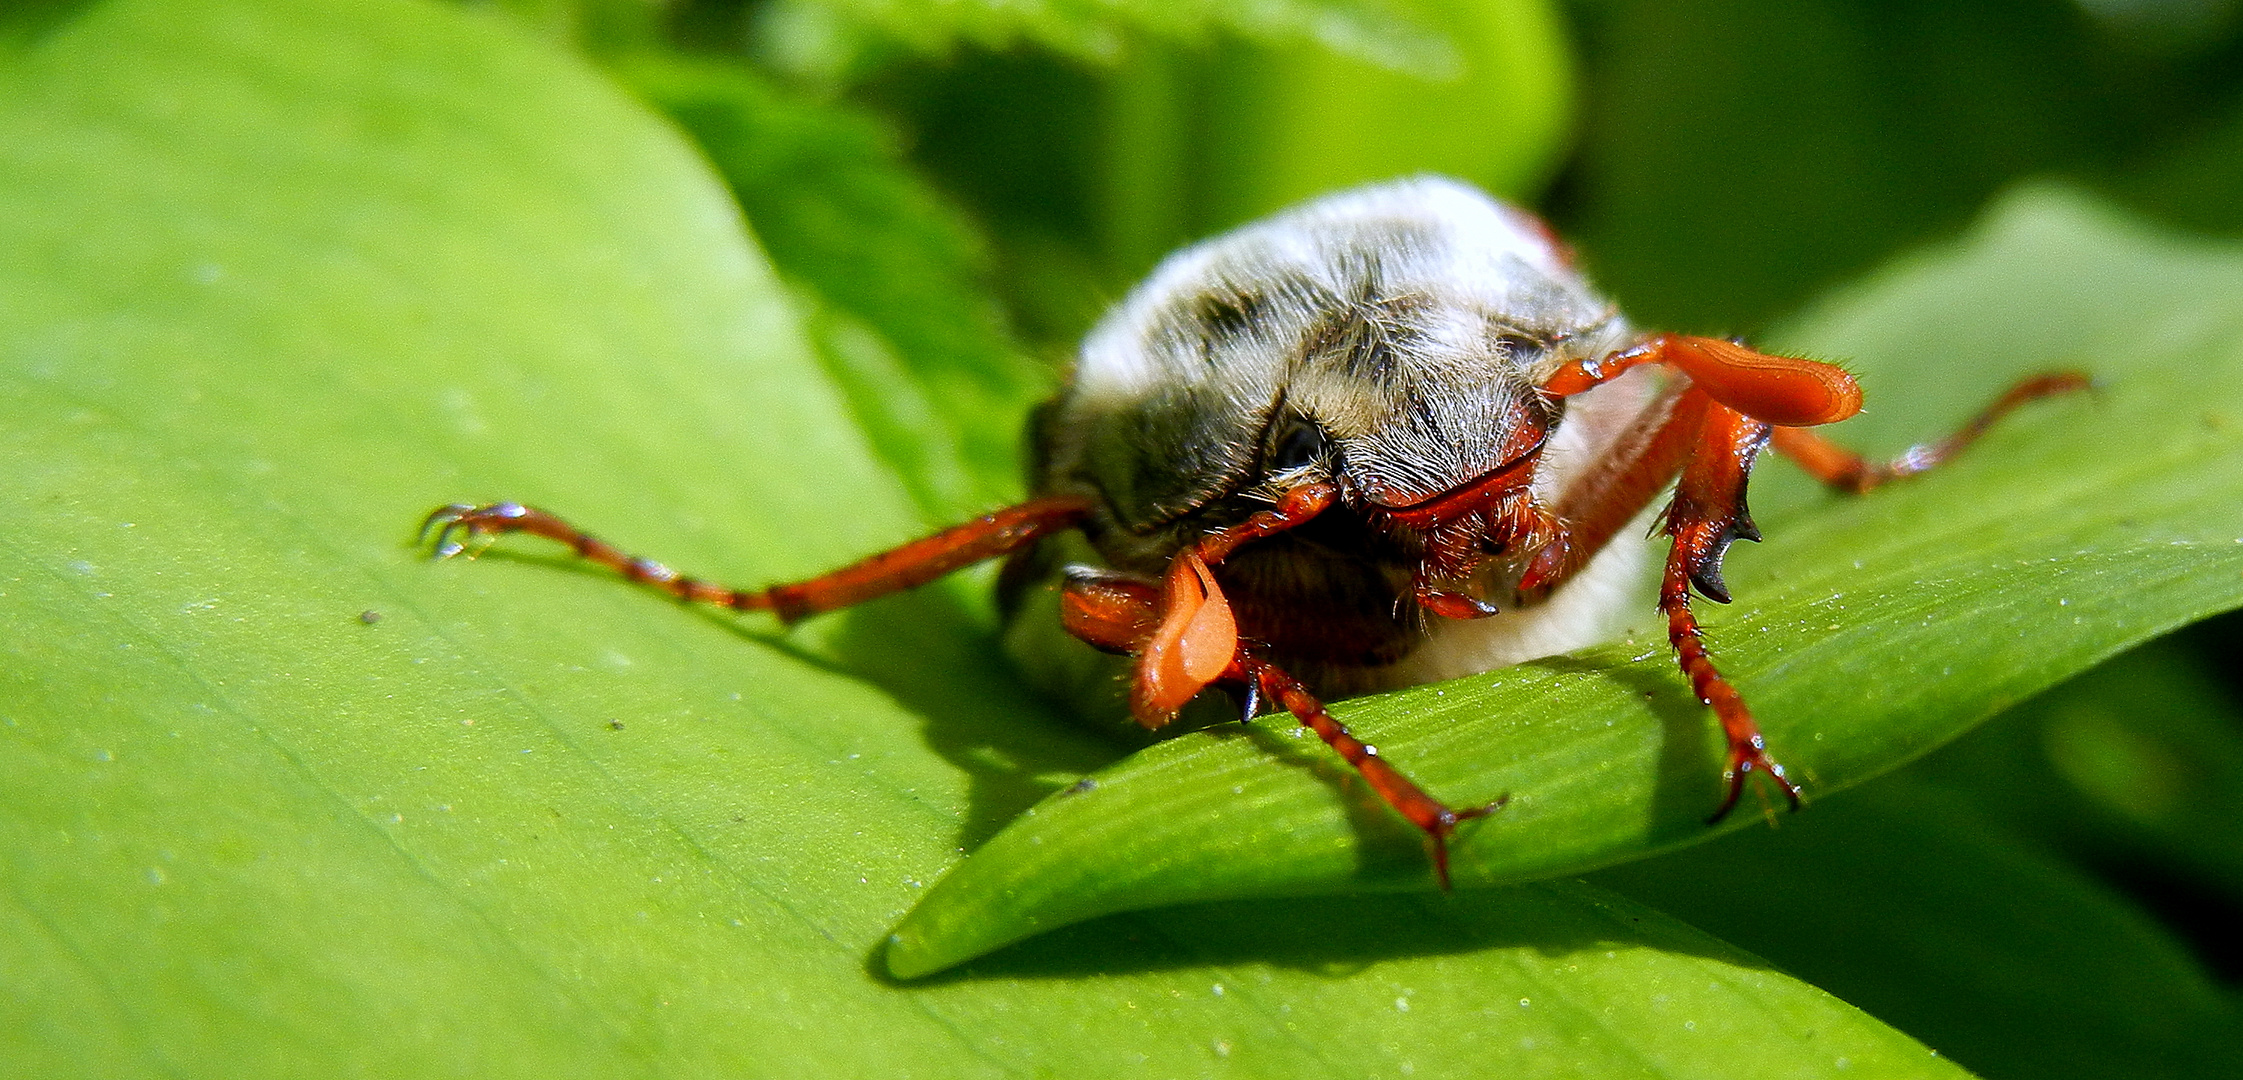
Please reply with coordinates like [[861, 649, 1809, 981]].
[[1765, 611, 2243, 919], [0, 0, 1973, 1075], [1592, 752, 2243, 1080], [884, 187, 2243, 977]]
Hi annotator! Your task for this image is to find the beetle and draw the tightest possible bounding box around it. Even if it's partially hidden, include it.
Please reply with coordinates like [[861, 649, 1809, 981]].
[[426, 177, 2084, 886]]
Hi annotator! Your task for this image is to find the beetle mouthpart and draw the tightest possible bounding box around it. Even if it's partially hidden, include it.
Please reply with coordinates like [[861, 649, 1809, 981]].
[[1413, 584, 1502, 620], [1364, 437, 1547, 529], [1130, 550, 1238, 726]]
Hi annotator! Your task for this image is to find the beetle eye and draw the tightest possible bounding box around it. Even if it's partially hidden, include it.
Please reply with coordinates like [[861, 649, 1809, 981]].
[[1270, 419, 1327, 473], [1493, 333, 1542, 360]]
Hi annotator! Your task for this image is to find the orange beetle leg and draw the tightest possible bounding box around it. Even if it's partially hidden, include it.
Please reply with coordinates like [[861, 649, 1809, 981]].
[[1241, 656, 1505, 889], [1056, 483, 1498, 888], [1544, 334, 1861, 429], [1658, 392, 1802, 820], [423, 495, 1094, 623], [1770, 371, 2090, 494], [1656, 335, 1862, 428]]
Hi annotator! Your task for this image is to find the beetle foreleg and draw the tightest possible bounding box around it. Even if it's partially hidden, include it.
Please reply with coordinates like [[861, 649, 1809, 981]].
[[1053, 500, 1500, 888], [1242, 656, 1504, 889], [423, 495, 1093, 623], [1524, 332, 1859, 596], [1659, 393, 1801, 821], [1545, 334, 1861, 428]]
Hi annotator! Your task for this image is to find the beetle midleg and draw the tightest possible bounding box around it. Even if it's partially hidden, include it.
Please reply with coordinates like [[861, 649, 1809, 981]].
[[423, 495, 1093, 624], [1768, 371, 2090, 494]]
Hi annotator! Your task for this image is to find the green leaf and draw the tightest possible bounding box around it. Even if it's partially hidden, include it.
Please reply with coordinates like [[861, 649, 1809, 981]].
[[789, 0, 1457, 71], [884, 187, 2243, 977], [1591, 756, 2243, 1080], [1194, 0, 1576, 224], [1093, 0, 1576, 277], [613, 52, 1051, 519], [0, 0, 1974, 1075]]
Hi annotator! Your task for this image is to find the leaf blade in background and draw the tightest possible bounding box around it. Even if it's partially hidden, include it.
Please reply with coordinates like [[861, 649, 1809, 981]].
[[885, 187, 2243, 977], [615, 52, 1049, 518], [1592, 747, 2243, 1080], [779, 0, 1457, 71], [1194, 0, 1575, 228]]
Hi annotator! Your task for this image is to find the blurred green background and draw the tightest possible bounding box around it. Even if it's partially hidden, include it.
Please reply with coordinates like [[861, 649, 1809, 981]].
[[482, 0, 2243, 341], [5, 0, 2241, 1076]]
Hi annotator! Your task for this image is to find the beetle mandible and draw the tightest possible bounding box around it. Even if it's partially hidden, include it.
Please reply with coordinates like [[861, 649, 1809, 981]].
[[426, 177, 2084, 885]]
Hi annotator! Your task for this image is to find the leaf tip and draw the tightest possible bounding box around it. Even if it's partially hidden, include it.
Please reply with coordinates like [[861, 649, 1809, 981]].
[[881, 921, 979, 981]]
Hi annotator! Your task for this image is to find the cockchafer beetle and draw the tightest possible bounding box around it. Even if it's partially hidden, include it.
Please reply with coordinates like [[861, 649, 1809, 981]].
[[426, 177, 2085, 886]]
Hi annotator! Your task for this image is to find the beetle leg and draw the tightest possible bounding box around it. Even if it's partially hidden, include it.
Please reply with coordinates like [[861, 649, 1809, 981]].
[[1658, 394, 1801, 821], [1055, 487, 1497, 886], [1517, 380, 1697, 596], [1769, 371, 2090, 493], [423, 495, 1093, 624], [1241, 655, 1504, 890], [1513, 383, 1800, 815], [1526, 334, 1857, 594], [1531, 347, 2084, 819], [1545, 333, 1861, 427], [1054, 567, 1501, 888]]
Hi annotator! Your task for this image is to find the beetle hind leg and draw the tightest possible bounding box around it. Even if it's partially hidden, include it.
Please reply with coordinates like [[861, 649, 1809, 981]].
[[1770, 371, 2090, 494]]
